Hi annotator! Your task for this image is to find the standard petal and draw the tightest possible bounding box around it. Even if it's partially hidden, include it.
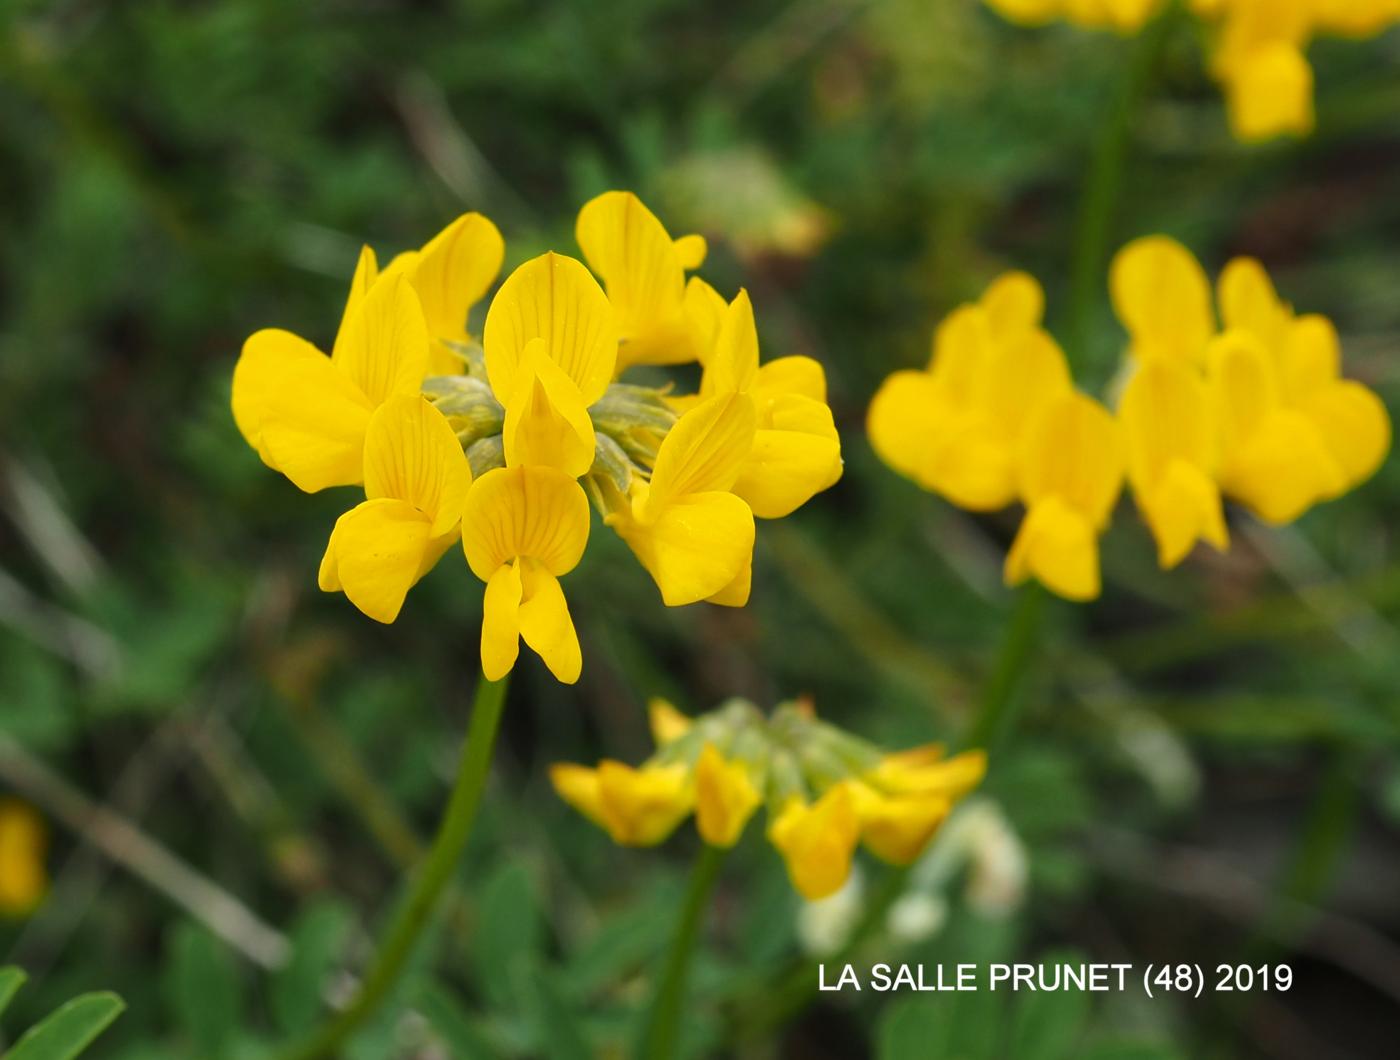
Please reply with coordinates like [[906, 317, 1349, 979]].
[[257, 352, 376, 493], [640, 393, 757, 517], [410, 212, 506, 348], [483, 252, 618, 404], [1004, 496, 1101, 601], [363, 394, 473, 534], [232, 328, 330, 461], [318, 498, 438, 623], [517, 563, 583, 684], [481, 562, 523, 681], [1109, 236, 1215, 363], [616, 491, 755, 607], [333, 273, 431, 405], [501, 343, 598, 477], [461, 465, 591, 580]]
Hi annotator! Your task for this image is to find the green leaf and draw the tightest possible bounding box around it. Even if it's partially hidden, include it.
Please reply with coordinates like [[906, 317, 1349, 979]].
[[0, 968, 28, 1020], [1009, 949, 1092, 1060], [270, 900, 353, 1036], [163, 922, 241, 1058], [6, 992, 124, 1060]]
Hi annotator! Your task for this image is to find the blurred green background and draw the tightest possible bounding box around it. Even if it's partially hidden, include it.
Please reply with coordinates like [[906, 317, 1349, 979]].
[[2, 0, 1400, 1057]]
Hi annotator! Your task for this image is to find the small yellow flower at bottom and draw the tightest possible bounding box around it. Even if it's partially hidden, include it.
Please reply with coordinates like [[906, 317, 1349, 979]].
[[1005, 392, 1124, 601], [694, 744, 761, 848], [768, 784, 862, 901], [461, 465, 590, 684], [318, 394, 472, 623], [0, 799, 47, 917]]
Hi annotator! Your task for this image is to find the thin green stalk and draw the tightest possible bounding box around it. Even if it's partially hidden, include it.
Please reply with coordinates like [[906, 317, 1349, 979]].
[[1065, 5, 1175, 378], [961, 584, 1045, 753], [277, 673, 510, 1060], [638, 844, 726, 1060]]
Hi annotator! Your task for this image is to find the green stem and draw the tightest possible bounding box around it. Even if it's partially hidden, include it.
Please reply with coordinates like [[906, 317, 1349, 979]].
[[962, 585, 1045, 753], [1065, 5, 1174, 378], [639, 844, 726, 1060], [277, 672, 510, 1060]]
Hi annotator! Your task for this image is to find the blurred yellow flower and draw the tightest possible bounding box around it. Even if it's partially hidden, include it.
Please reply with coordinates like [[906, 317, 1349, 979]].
[[234, 193, 842, 683], [0, 799, 47, 917], [552, 698, 985, 900]]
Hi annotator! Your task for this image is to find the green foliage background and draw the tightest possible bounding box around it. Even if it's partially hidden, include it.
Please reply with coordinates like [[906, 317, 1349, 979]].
[[2, 0, 1399, 1056]]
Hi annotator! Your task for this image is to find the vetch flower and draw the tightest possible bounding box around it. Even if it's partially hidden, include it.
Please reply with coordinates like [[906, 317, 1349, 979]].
[[1005, 392, 1125, 601], [318, 394, 473, 623], [551, 697, 985, 900], [235, 194, 841, 683]]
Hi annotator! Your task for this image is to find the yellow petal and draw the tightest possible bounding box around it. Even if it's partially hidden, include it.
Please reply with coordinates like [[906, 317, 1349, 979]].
[[575, 191, 693, 368], [1109, 236, 1215, 363], [501, 341, 598, 477], [363, 394, 473, 535], [480, 562, 523, 681], [1005, 496, 1102, 602], [332, 273, 431, 405], [255, 343, 376, 493], [615, 490, 756, 607], [855, 788, 950, 866], [483, 252, 618, 405], [517, 562, 582, 684], [318, 498, 446, 623], [640, 393, 757, 517], [332, 245, 381, 362], [232, 327, 331, 462], [461, 465, 591, 580], [768, 784, 860, 901], [596, 761, 693, 846], [979, 270, 1044, 344], [1224, 43, 1314, 143], [549, 763, 608, 830], [733, 420, 843, 519], [1139, 459, 1230, 569], [1304, 381, 1392, 491], [706, 289, 761, 395], [1017, 393, 1124, 526], [647, 698, 692, 746], [410, 212, 505, 348], [1218, 258, 1292, 352], [754, 355, 827, 403], [695, 744, 760, 848]]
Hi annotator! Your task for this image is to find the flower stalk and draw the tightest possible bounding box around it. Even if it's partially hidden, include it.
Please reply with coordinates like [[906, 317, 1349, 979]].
[[277, 672, 509, 1060]]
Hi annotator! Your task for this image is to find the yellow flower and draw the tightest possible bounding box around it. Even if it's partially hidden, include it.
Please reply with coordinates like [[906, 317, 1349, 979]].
[[461, 465, 590, 683], [483, 252, 618, 477], [1120, 356, 1230, 567], [609, 393, 758, 607], [694, 743, 761, 848], [550, 761, 693, 846], [232, 265, 430, 492], [0, 799, 46, 917], [768, 784, 861, 900], [648, 698, 693, 746], [575, 191, 708, 370], [389, 213, 505, 375], [1005, 392, 1124, 601], [693, 287, 843, 518], [318, 394, 473, 623], [868, 272, 1071, 510]]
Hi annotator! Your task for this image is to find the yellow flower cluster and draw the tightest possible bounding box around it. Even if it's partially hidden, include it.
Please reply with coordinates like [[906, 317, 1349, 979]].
[[232, 194, 843, 684], [868, 238, 1390, 601], [983, 0, 1400, 142], [551, 698, 986, 900], [0, 798, 47, 917]]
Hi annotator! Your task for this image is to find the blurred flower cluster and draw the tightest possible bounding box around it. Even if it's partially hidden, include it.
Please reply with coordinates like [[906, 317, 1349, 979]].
[[551, 697, 986, 899], [983, 0, 1400, 141], [868, 239, 1389, 601], [231, 194, 843, 683]]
